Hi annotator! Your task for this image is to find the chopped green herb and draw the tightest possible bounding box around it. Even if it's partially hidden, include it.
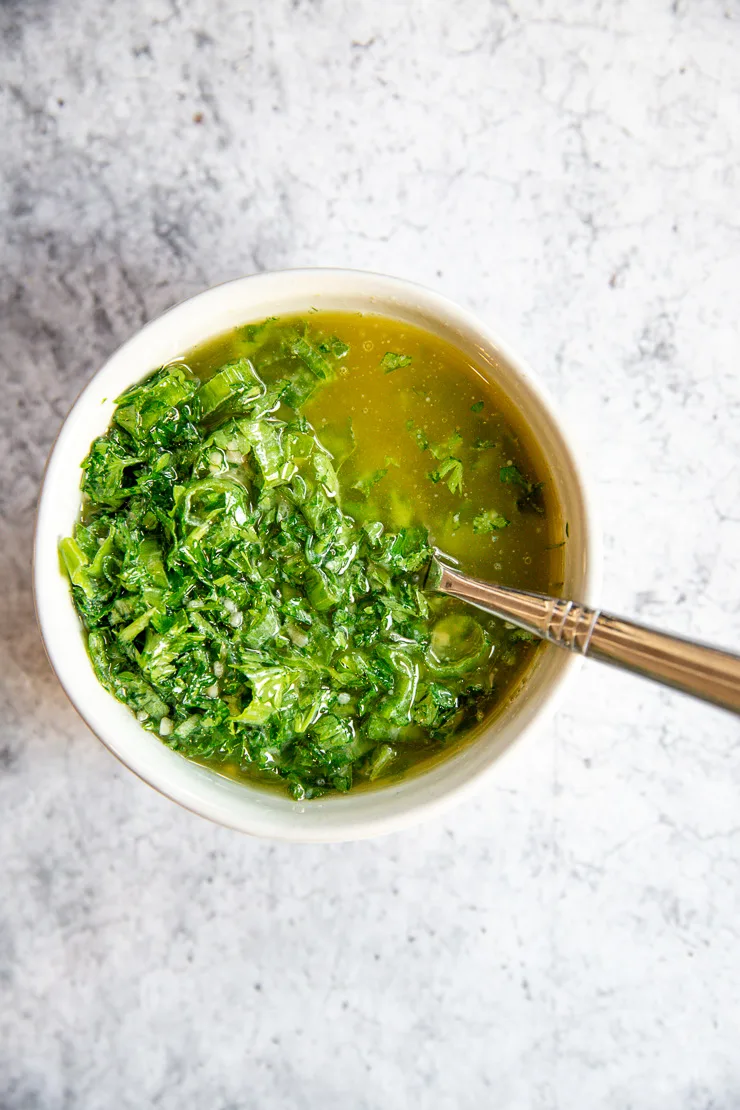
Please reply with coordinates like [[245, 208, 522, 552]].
[[366, 742, 396, 780], [288, 335, 333, 380], [318, 336, 350, 359], [238, 317, 278, 344], [470, 401, 484, 413], [426, 431, 465, 494], [499, 464, 526, 486], [380, 352, 413, 373], [473, 510, 510, 533], [61, 313, 553, 801], [499, 626, 539, 664], [429, 456, 464, 495], [430, 431, 463, 461], [351, 457, 399, 498], [196, 358, 264, 417], [500, 464, 545, 514]]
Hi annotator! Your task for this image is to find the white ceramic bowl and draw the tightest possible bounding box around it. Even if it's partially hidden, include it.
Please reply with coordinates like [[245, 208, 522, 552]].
[[34, 269, 599, 841]]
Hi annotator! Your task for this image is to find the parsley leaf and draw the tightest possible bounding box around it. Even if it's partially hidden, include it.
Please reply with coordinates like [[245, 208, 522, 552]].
[[499, 465, 526, 486], [288, 335, 333, 379], [430, 431, 463, 460], [473, 510, 509, 533], [318, 336, 350, 359], [429, 456, 464, 495], [60, 317, 512, 802], [380, 352, 413, 373], [470, 401, 484, 413], [351, 457, 398, 498], [500, 464, 545, 514]]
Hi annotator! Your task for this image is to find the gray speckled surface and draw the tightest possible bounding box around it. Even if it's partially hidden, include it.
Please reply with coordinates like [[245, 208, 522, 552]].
[[2, 2, 740, 1107]]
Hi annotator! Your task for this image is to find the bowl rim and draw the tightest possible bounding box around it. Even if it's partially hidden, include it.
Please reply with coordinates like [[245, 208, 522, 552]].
[[33, 268, 602, 841]]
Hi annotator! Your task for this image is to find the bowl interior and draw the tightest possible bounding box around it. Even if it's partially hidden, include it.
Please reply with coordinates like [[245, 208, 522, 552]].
[[34, 270, 596, 841]]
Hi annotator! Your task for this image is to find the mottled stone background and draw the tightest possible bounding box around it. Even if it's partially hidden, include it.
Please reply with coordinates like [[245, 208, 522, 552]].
[[2, 1, 740, 1107]]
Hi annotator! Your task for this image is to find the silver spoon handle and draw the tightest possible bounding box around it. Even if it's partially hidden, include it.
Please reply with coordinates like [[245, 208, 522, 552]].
[[429, 560, 740, 715]]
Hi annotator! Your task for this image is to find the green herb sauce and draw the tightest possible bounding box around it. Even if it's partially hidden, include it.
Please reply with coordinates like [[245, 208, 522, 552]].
[[61, 313, 564, 799]]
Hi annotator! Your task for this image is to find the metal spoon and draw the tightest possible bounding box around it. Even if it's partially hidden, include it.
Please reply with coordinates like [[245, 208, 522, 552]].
[[426, 554, 740, 715]]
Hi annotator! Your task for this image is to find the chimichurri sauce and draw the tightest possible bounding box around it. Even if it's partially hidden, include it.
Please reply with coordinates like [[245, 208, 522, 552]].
[[61, 313, 564, 799]]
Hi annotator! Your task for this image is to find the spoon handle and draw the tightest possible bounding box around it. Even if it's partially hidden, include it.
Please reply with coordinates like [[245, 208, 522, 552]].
[[428, 559, 740, 715]]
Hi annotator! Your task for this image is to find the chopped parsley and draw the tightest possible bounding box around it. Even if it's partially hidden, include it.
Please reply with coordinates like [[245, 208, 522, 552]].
[[60, 322, 502, 800], [429, 456, 464, 495], [350, 457, 399, 499], [319, 336, 349, 359], [380, 352, 413, 373], [430, 432, 463, 460], [238, 317, 278, 344], [499, 464, 526, 486], [500, 464, 545, 514], [473, 510, 509, 533], [426, 432, 465, 494]]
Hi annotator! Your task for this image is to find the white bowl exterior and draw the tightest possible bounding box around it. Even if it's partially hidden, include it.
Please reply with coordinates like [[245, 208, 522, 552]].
[[34, 270, 600, 841]]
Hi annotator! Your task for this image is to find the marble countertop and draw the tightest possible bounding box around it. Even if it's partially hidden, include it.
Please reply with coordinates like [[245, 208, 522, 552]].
[[2, 1, 740, 1107]]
